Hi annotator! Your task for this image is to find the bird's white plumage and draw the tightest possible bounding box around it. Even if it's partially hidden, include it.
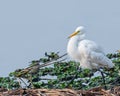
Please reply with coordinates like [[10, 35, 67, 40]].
[[67, 26, 114, 69]]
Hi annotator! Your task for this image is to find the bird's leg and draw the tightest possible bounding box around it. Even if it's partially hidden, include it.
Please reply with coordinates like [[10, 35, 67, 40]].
[[98, 68, 107, 90], [66, 67, 82, 88]]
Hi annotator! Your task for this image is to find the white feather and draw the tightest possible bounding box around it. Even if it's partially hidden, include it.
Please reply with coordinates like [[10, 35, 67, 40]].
[[67, 26, 114, 69]]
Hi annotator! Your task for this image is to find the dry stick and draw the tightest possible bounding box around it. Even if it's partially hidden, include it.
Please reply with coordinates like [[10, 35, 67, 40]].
[[19, 78, 28, 88], [17, 53, 67, 88], [26, 53, 67, 69], [40, 78, 54, 80], [39, 58, 67, 68], [39, 53, 67, 68], [20, 53, 67, 72]]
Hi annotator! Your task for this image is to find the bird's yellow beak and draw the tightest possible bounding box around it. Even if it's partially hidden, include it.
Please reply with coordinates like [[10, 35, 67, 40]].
[[68, 31, 79, 38]]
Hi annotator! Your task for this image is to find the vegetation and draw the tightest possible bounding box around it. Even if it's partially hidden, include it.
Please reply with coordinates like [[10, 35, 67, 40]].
[[0, 52, 120, 90]]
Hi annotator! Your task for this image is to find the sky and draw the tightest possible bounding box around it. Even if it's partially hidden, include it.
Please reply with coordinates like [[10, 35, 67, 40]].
[[0, 0, 120, 77]]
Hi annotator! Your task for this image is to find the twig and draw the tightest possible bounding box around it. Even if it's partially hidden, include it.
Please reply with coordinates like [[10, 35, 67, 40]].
[[19, 78, 28, 88], [39, 58, 67, 68], [40, 78, 55, 80], [38, 53, 67, 68]]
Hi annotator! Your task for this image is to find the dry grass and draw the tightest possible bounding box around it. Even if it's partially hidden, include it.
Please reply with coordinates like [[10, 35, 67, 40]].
[[0, 86, 120, 96]]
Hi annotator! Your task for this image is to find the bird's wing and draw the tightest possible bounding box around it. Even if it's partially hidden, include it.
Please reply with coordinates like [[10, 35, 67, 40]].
[[89, 51, 114, 68], [78, 40, 105, 56], [78, 40, 114, 68]]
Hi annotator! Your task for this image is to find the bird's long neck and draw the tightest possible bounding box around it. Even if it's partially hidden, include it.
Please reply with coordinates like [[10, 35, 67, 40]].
[[67, 34, 85, 61]]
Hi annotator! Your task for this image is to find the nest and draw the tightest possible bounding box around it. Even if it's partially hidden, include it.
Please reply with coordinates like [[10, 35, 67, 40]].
[[0, 86, 120, 96]]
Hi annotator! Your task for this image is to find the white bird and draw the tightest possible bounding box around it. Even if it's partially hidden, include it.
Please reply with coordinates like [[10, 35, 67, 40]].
[[67, 26, 114, 70]]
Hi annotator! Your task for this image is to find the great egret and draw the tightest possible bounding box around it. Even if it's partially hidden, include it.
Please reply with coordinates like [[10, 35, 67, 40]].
[[67, 26, 114, 88]]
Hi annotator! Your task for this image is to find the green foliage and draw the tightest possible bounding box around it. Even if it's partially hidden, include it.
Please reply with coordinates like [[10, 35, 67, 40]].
[[0, 77, 20, 89], [1, 52, 120, 90]]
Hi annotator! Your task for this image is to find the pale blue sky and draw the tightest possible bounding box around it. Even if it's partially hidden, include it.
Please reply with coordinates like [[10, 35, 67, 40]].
[[0, 0, 120, 76]]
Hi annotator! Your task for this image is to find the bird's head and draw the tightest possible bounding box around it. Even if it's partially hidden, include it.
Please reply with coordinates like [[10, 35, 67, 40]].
[[68, 26, 85, 38]]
